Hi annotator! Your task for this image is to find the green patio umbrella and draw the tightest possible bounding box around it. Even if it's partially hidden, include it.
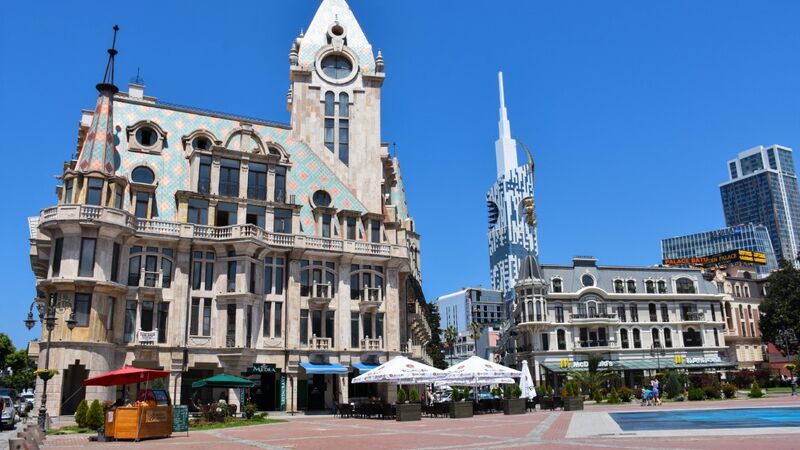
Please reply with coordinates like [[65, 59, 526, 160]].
[[192, 373, 255, 389]]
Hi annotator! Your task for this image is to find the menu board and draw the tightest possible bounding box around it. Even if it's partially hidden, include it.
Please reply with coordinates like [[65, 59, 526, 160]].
[[173, 405, 189, 433]]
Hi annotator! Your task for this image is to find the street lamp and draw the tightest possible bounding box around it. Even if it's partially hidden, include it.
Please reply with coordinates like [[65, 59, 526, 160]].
[[24, 293, 76, 431], [650, 342, 666, 373], [777, 329, 797, 368]]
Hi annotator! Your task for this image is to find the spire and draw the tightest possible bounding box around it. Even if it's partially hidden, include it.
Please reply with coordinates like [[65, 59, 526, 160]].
[[77, 25, 119, 175], [495, 71, 518, 177]]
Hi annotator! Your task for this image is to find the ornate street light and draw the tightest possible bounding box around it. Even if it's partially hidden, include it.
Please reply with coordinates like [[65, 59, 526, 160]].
[[650, 342, 666, 373], [23, 293, 75, 432]]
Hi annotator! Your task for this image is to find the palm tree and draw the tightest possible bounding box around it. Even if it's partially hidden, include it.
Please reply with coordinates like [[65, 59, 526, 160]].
[[468, 322, 483, 345], [443, 325, 458, 367], [568, 354, 618, 398]]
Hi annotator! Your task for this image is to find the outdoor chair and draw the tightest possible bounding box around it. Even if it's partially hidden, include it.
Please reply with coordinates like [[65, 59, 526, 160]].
[[526, 397, 537, 412], [337, 404, 353, 418], [381, 403, 395, 420], [553, 396, 564, 410]]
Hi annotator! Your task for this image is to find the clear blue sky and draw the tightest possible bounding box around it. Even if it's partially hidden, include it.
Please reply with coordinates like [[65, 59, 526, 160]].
[[2, 1, 799, 347]]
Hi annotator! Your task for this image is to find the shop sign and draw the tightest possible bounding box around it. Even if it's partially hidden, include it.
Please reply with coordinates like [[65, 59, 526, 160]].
[[247, 363, 278, 374], [280, 374, 286, 411], [684, 356, 722, 365], [559, 359, 617, 369], [662, 249, 766, 267]]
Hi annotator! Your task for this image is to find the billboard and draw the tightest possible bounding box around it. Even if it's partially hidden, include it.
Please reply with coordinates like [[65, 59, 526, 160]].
[[663, 249, 767, 267]]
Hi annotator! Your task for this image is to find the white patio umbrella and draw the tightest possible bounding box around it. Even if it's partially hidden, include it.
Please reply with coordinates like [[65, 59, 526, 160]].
[[519, 360, 537, 399], [440, 356, 522, 385], [352, 355, 443, 384], [434, 377, 515, 388]]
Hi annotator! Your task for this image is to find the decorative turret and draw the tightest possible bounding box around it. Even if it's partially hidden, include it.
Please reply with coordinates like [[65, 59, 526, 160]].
[[76, 25, 119, 175], [375, 49, 384, 73]]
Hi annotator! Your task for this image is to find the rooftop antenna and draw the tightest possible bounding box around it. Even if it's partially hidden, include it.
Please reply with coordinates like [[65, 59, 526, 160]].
[[392, 142, 397, 158], [130, 67, 145, 85], [97, 25, 120, 93]]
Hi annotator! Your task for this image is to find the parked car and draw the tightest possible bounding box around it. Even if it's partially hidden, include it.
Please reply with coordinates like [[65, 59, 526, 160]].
[[0, 396, 18, 430], [20, 393, 35, 412], [0, 388, 18, 403]]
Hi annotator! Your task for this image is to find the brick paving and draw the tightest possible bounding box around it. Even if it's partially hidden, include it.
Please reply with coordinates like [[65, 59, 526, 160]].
[[38, 395, 800, 450]]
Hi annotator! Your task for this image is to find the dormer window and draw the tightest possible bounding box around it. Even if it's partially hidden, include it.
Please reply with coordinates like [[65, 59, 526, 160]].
[[657, 280, 667, 294], [313, 190, 332, 207], [192, 136, 212, 151], [676, 277, 696, 294], [645, 280, 655, 294], [614, 279, 624, 293], [136, 126, 158, 147], [627, 280, 636, 293], [127, 121, 167, 154], [551, 278, 562, 293]]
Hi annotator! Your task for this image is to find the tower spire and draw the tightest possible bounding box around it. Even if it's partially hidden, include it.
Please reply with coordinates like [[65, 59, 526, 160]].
[[77, 25, 120, 175], [495, 71, 518, 177]]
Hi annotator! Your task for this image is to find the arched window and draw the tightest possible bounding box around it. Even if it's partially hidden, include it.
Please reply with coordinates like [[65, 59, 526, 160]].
[[132, 166, 155, 184], [614, 279, 624, 293], [734, 285, 741, 297], [649, 303, 657, 322], [663, 328, 672, 347], [651, 328, 661, 347], [339, 93, 349, 117], [535, 301, 542, 321], [676, 278, 696, 294], [552, 278, 562, 293], [627, 280, 636, 293], [557, 329, 567, 350], [526, 301, 533, 322], [660, 303, 669, 322], [350, 263, 384, 301], [324, 92, 335, 152], [657, 280, 667, 294], [684, 327, 702, 347], [620, 329, 629, 349], [632, 329, 642, 348], [645, 280, 655, 293], [300, 260, 336, 298], [127, 246, 173, 288], [743, 285, 750, 298]]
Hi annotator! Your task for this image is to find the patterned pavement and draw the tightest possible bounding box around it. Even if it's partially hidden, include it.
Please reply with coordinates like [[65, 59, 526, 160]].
[[40, 395, 800, 450]]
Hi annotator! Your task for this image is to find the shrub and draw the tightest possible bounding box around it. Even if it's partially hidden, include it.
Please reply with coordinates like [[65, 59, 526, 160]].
[[243, 403, 257, 419], [688, 388, 706, 401], [662, 371, 684, 399], [409, 387, 420, 403], [512, 385, 522, 399], [722, 383, 737, 399], [462, 387, 472, 400], [86, 400, 105, 430], [703, 385, 721, 399], [748, 381, 764, 398], [396, 387, 407, 403], [753, 369, 771, 387], [607, 388, 621, 404], [452, 387, 462, 402], [733, 369, 755, 389], [592, 389, 604, 403], [564, 380, 581, 397], [618, 386, 633, 403], [74, 399, 89, 428]]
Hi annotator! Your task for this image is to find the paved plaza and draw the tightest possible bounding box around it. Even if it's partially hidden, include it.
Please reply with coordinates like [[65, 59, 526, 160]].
[[37, 396, 800, 450]]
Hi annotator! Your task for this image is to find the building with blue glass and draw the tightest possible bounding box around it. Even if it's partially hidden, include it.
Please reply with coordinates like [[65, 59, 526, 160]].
[[486, 73, 537, 315], [661, 224, 778, 275], [720, 145, 800, 266]]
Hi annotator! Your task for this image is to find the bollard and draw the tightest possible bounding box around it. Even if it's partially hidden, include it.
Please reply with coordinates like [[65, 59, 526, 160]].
[[7, 437, 26, 450]]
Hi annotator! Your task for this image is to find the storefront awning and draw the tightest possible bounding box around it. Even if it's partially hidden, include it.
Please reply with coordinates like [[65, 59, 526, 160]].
[[540, 358, 737, 374], [300, 362, 349, 374], [352, 362, 380, 373]]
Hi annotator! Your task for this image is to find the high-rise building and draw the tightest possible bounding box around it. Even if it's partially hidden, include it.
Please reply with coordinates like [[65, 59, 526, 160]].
[[720, 145, 800, 265], [26, 0, 434, 415], [435, 287, 505, 334], [661, 224, 778, 275], [486, 73, 537, 314]]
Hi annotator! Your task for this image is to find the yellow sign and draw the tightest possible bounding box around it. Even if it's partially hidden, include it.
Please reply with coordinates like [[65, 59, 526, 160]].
[[559, 359, 569, 369], [674, 355, 684, 364]]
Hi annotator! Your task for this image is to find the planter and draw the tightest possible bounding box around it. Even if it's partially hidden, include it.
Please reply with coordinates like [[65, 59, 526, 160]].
[[449, 401, 473, 419], [563, 396, 584, 411], [503, 398, 526, 415], [395, 403, 421, 422], [540, 396, 554, 410]]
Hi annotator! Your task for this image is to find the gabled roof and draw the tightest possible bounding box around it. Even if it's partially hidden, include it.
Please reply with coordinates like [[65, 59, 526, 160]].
[[297, 0, 376, 74]]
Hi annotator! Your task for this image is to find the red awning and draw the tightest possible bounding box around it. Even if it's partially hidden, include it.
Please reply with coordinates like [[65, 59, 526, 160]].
[[83, 366, 170, 387]]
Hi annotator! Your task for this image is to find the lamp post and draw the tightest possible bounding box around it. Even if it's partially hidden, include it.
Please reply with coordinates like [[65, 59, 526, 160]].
[[24, 293, 77, 432], [650, 342, 666, 373], [777, 329, 797, 370]]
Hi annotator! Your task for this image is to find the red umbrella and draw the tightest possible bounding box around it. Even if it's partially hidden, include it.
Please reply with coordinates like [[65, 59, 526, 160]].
[[83, 366, 170, 387]]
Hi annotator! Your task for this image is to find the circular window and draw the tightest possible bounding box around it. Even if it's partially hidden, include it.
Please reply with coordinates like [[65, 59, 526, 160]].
[[313, 190, 332, 207], [330, 24, 345, 37], [131, 166, 155, 184], [581, 274, 595, 287], [321, 54, 353, 80], [192, 136, 211, 151], [135, 126, 158, 147]]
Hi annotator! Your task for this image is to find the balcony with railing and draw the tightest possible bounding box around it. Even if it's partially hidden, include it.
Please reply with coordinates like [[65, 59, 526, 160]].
[[361, 336, 383, 351], [136, 329, 158, 345], [569, 313, 618, 324], [309, 335, 332, 350], [308, 282, 333, 307], [128, 269, 171, 289], [359, 287, 383, 311], [682, 311, 706, 323], [40, 204, 136, 230], [576, 340, 618, 350]]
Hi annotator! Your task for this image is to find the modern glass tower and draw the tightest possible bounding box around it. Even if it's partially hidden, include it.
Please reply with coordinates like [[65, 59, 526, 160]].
[[486, 72, 537, 315], [661, 224, 778, 275], [720, 145, 800, 266]]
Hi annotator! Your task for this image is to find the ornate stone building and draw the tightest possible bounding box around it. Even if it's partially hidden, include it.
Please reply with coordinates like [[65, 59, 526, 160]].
[[27, 0, 432, 415]]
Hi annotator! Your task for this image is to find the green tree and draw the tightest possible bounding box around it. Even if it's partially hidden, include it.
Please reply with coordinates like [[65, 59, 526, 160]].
[[443, 325, 458, 366], [568, 354, 618, 398], [75, 399, 89, 428], [424, 304, 448, 369], [0, 334, 14, 372], [0, 334, 36, 391], [86, 400, 104, 430], [759, 261, 800, 356]]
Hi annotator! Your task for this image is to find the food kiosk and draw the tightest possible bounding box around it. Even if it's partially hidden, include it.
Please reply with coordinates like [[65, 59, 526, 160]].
[[83, 366, 173, 442], [105, 389, 173, 440]]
